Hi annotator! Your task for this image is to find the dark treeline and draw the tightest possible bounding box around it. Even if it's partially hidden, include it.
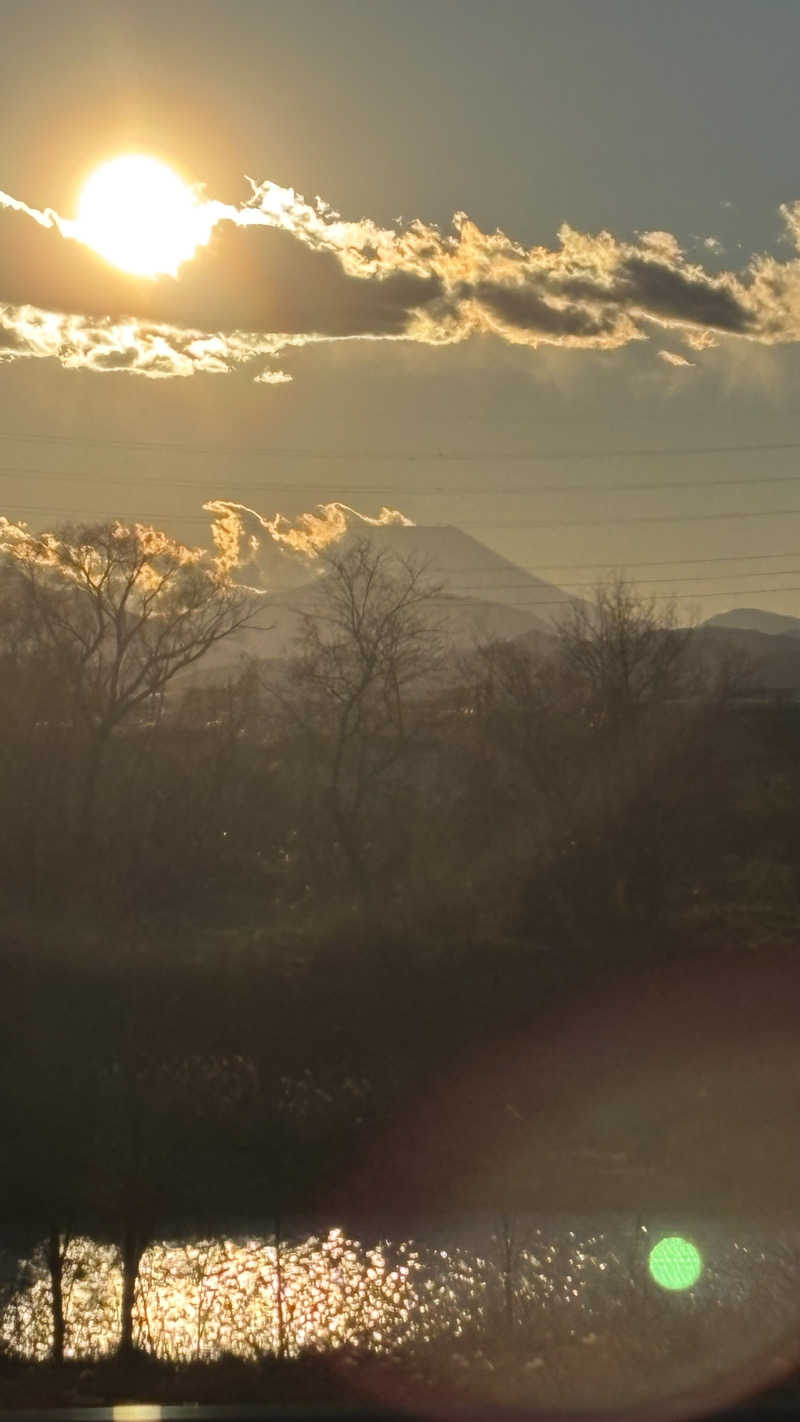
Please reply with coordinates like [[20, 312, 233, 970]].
[[0, 517, 796, 1363]]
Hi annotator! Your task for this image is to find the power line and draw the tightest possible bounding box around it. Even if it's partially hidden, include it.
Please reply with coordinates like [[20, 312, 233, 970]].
[[469, 585, 800, 608], [456, 567, 800, 592], [8, 502, 800, 532], [8, 463, 800, 498], [2, 501, 800, 603], [524, 550, 800, 572], [4, 429, 800, 462], [3, 497, 800, 592], [392, 551, 800, 573], [468, 508, 800, 530], [3, 504, 800, 579], [10, 493, 791, 573]]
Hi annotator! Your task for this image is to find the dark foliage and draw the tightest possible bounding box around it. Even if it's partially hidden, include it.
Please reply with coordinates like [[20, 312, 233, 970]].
[[0, 528, 795, 1374]]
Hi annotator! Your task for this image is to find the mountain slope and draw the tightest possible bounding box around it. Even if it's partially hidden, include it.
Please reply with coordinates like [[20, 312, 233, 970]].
[[692, 624, 800, 693], [704, 607, 800, 638], [200, 523, 572, 668], [346, 522, 574, 624]]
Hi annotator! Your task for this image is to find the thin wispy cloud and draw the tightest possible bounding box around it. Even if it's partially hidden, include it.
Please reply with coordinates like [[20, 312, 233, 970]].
[[6, 176, 800, 379], [658, 349, 695, 368]]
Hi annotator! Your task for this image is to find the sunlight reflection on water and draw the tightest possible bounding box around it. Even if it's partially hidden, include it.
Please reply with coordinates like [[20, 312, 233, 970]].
[[3, 1230, 475, 1362], [3, 1221, 800, 1412]]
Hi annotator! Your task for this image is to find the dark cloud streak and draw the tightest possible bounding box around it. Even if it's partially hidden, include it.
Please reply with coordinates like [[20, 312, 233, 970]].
[[618, 256, 753, 334]]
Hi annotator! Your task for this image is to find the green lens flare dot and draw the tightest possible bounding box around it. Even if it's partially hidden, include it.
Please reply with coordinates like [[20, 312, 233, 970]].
[[648, 1236, 702, 1291]]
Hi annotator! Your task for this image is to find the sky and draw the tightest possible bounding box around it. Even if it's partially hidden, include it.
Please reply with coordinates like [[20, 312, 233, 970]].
[[5, 0, 800, 615]]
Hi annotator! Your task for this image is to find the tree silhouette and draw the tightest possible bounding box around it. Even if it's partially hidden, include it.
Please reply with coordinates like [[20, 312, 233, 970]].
[[276, 539, 444, 899], [0, 518, 259, 837]]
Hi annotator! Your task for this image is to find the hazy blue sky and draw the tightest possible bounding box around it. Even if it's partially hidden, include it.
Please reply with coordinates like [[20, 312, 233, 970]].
[[4, 0, 800, 614]]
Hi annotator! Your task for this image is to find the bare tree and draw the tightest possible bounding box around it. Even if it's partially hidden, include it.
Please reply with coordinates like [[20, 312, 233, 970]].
[[556, 576, 693, 730], [551, 578, 717, 930], [456, 584, 722, 938], [0, 518, 259, 834], [277, 539, 445, 898]]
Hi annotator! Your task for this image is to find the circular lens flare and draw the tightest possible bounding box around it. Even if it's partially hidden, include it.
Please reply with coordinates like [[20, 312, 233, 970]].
[[76, 156, 211, 276], [649, 1236, 702, 1291]]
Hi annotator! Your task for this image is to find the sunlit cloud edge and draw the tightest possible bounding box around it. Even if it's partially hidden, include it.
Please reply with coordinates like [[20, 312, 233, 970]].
[[5, 177, 800, 379]]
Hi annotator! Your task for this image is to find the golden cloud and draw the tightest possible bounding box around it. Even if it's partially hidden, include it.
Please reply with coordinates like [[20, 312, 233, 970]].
[[4, 176, 800, 379]]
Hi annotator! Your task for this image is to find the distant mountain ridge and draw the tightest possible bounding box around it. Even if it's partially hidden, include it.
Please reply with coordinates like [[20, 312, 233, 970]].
[[202, 522, 578, 668], [694, 624, 800, 695], [346, 522, 572, 622], [704, 607, 800, 638]]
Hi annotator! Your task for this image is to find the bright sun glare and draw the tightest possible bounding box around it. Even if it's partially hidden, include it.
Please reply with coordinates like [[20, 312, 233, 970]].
[[76, 155, 210, 277]]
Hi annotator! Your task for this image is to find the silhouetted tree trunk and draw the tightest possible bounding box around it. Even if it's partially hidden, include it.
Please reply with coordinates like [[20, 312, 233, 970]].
[[119, 1223, 145, 1357], [46, 1228, 68, 1365], [501, 1213, 516, 1339], [274, 1210, 287, 1360]]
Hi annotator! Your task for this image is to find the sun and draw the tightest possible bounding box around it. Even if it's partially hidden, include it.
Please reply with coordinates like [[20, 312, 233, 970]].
[[75, 155, 212, 277]]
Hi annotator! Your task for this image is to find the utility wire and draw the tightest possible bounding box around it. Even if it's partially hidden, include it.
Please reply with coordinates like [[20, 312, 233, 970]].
[[1, 490, 797, 571], [3, 504, 800, 584], [522, 550, 800, 572], [469, 508, 800, 529], [7, 502, 800, 531], [3, 505, 799, 580], [458, 585, 800, 607], [8, 463, 800, 497], [3, 503, 800, 598], [4, 429, 800, 462], [456, 568, 800, 591], [3, 502, 800, 602]]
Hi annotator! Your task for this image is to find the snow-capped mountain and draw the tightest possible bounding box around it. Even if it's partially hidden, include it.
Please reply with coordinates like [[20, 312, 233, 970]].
[[339, 521, 572, 624], [200, 510, 576, 667]]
